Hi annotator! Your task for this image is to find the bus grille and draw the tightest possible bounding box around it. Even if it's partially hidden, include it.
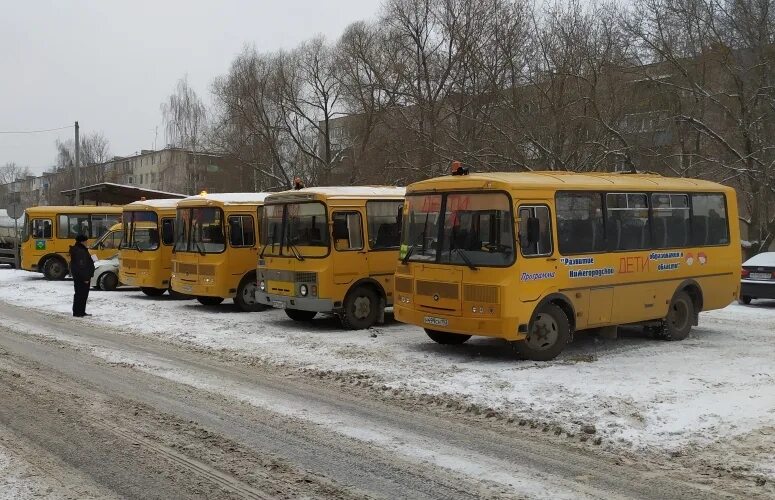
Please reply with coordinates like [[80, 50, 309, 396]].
[[199, 265, 216, 276], [137, 260, 151, 270], [175, 262, 197, 274], [463, 284, 499, 304], [295, 272, 317, 283], [395, 277, 413, 293], [416, 280, 458, 299], [123, 259, 136, 268]]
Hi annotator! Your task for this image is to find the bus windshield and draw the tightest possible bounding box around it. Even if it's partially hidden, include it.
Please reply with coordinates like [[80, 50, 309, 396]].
[[401, 192, 515, 267], [174, 207, 225, 253], [122, 211, 159, 251], [260, 202, 328, 257]]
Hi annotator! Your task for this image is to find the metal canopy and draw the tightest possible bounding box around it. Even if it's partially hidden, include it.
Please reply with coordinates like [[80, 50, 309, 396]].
[[61, 182, 186, 206]]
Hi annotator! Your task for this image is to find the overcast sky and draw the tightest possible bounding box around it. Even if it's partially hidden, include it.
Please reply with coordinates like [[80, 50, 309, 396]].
[[0, 0, 382, 174]]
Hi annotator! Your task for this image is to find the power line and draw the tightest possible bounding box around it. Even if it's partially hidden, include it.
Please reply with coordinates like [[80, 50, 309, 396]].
[[0, 125, 73, 134]]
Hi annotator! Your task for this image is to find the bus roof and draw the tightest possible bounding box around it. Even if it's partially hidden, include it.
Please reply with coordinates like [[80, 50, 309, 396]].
[[25, 205, 122, 215], [406, 172, 733, 193], [123, 198, 180, 210], [265, 186, 406, 204], [177, 192, 271, 207]]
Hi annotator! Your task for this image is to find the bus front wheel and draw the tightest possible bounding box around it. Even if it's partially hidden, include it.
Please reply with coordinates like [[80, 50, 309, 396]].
[[424, 329, 471, 345], [235, 275, 268, 312], [661, 291, 694, 341], [43, 257, 68, 280], [341, 286, 379, 330], [512, 303, 570, 361], [196, 296, 224, 306], [285, 309, 317, 321]]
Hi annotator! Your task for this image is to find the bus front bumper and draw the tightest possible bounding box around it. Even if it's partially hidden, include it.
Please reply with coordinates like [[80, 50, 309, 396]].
[[393, 304, 526, 341], [171, 279, 228, 298], [258, 293, 334, 313], [120, 272, 169, 290]]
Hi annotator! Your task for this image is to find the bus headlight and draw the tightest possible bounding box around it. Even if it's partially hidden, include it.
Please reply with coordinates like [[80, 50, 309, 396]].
[[299, 284, 308, 297], [259, 280, 266, 291]]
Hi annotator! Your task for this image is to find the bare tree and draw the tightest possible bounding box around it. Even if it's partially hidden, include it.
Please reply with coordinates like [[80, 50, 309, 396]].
[[625, 0, 775, 252], [211, 47, 294, 190], [276, 36, 345, 185], [161, 76, 208, 194]]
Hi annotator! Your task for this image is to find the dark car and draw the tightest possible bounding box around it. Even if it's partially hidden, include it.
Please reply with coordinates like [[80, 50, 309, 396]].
[[740, 252, 775, 304]]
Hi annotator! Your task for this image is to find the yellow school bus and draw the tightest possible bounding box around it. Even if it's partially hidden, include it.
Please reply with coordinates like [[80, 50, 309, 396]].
[[171, 192, 269, 311], [257, 186, 406, 329], [20, 206, 122, 280], [118, 198, 180, 296], [393, 171, 740, 360]]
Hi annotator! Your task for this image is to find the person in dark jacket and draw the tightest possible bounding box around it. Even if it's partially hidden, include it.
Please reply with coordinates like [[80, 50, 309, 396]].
[[69, 233, 95, 317]]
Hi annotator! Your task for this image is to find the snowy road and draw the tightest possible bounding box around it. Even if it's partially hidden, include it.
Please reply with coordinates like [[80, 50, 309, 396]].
[[0, 268, 773, 497]]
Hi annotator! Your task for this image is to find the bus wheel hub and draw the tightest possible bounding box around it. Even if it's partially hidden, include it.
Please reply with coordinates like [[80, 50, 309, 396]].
[[353, 296, 371, 319]]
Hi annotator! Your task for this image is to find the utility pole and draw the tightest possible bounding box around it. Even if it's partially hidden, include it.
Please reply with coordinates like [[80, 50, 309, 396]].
[[74, 121, 80, 205]]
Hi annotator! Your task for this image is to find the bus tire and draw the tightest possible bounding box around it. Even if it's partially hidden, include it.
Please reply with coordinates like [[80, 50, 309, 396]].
[[43, 257, 68, 280], [662, 291, 693, 341], [235, 274, 268, 312], [424, 329, 471, 345], [167, 287, 190, 300], [739, 296, 752, 305], [512, 303, 570, 361], [141, 287, 166, 297], [285, 309, 317, 321], [98, 272, 119, 291], [341, 286, 379, 330], [196, 296, 224, 306]]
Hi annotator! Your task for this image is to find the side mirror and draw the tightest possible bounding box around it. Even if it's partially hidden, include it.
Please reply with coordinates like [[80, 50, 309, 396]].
[[332, 219, 349, 240]]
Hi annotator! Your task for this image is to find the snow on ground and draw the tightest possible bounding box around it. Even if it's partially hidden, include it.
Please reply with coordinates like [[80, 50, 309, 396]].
[[1, 267, 773, 476]]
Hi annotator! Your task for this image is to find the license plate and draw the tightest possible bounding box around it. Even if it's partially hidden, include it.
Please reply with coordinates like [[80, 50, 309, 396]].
[[124, 277, 135, 285], [750, 272, 772, 280], [181, 285, 193, 293], [272, 300, 285, 309], [424, 316, 448, 327]]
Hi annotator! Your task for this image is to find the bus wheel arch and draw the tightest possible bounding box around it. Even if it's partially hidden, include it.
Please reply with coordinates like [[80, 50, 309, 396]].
[[534, 293, 576, 334], [677, 279, 703, 324], [340, 279, 385, 330]]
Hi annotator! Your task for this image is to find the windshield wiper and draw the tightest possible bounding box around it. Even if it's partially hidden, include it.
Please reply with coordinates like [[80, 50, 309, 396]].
[[260, 225, 277, 259], [286, 239, 305, 261], [194, 239, 206, 256], [451, 247, 478, 271]]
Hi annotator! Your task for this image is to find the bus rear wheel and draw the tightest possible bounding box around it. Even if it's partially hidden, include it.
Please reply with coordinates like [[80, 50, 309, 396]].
[[43, 257, 68, 280], [341, 286, 379, 330], [235, 274, 267, 312], [512, 303, 570, 361], [424, 329, 471, 345], [662, 291, 693, 341], [141, 287, 166, 297], [196, 296, 224, 306], [285, 309, 317, 321]]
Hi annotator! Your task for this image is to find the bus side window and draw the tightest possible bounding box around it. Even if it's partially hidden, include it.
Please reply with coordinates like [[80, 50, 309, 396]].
[[32, 219, 52, 239], [161, 219, 175, 245], [332, 212, 363, 251], [228, 215, 255, 247], [519, 206, 552, 257]]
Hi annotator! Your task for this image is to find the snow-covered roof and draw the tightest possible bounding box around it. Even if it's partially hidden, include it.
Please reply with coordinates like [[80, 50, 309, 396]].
[[124, 198, 181, 209], [265, 186, 406, 203], [178, 192, 272, 206], [408, 172, 732, 193]]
